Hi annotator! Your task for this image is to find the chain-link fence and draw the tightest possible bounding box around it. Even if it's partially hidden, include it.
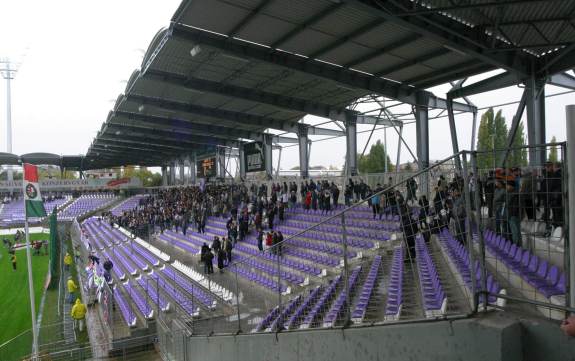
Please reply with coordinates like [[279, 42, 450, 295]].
[[17, 144, 572, 361], [468, 143, 570, 320]]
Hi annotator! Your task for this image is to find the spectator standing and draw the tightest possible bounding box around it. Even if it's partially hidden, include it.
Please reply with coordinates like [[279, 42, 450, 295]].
[[223, 237, 233, 265], [67, 276, 78, 304], [257, 229, 264, 252], [64, 252, 72, 271]]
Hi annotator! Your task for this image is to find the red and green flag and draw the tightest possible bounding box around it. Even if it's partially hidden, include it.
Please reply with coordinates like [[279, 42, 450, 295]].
[[23, 163, 47, 218]]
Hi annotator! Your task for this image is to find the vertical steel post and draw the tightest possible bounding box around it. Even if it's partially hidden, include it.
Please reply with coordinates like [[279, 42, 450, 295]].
[[234, 265, 242, 332], [471, 152, 488, 309], [461, 152, 477, 312], [566, 105, 575, 311], [447, 97, 462, 170], [384, 127, 388, 173], [298, 124, 309, 179], [24, 218, 39, 360], [5, 62, 13, 181], [395, 125, 403, 183], [277, 247, 282, 329], [341, 213, 351, 325]]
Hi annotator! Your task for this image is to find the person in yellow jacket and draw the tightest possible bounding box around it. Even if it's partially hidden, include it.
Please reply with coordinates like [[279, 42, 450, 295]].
[[67, 276, 78, 304], [70, 298, 87, 332], [64, 252, 72, 271]]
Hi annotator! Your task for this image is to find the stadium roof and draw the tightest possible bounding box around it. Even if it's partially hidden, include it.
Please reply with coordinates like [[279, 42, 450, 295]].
[[0, 152, 85, 169], [86, 0, 574, 169]]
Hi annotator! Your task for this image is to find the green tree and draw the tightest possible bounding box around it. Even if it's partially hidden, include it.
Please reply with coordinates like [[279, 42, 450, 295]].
[[118, 166, 162, 186], [549, 136, 558, 163], [358, 139, 394, 173], [476, 108, 508, 170], [507, 122, 528, 167]]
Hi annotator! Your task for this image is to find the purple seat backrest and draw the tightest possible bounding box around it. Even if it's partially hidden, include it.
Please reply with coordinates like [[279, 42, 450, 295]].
[[503, 241, 511, 254], [546, 266, 559, 286], [513, 248, 523, 262], [528, 255, 539, 273], [537, 261, 548, 279], [508, 244, 518, 258], [521, 251, 530, 267]]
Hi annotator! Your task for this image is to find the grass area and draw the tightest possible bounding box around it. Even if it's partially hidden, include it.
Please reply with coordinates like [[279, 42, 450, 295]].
[[0, 232, 49, 345]]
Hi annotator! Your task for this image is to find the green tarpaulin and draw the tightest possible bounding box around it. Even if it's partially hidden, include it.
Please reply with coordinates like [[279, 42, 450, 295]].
[[48, 208, 59, 289]]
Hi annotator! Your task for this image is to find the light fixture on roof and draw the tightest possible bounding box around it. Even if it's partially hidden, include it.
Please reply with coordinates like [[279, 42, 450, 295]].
[[115, 131, 121, 135], [190, 45, 202, 57], [443, 45, 468, 57], [138, 105, 145, 112]]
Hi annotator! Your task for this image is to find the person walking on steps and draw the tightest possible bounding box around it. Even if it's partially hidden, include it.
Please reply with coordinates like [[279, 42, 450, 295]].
[[71, 298, 87, 332]]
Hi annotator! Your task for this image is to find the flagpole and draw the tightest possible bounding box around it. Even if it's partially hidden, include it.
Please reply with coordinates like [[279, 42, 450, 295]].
[[24, 200, 39, 361]]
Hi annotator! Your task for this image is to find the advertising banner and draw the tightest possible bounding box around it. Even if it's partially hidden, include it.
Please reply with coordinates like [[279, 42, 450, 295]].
[[197, 157, 217, 178], [0, 177, 142, 191], [244, 141, 266, 173]]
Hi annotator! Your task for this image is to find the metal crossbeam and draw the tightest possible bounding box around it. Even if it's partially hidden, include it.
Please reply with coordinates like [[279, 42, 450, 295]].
[[355, 114, 402, 127], [374, 48, 450, 77], [125, 93, 343, 137], [410, 62, 494, 89], [169, 24, 475, 112], [548, 72, 575, 90], [345, 34, 421, 68], [499, 89, 528, 167], [270, 2, 344, 49], [142, 70, 351, 122], [342, 0, 531, 76], [307, 19, 383, 59], [448, 71, 520, 98], [113, 109, 265, 143]]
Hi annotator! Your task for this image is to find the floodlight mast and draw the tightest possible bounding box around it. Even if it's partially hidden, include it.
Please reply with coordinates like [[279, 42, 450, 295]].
[[0, 59, 16, 181]]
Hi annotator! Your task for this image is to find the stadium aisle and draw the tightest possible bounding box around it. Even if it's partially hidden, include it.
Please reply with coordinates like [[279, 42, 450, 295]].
[[62, 244, 76, 344]]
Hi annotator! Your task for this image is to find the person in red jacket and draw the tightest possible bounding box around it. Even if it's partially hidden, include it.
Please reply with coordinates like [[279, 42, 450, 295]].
[[304, 191, 312, 210]]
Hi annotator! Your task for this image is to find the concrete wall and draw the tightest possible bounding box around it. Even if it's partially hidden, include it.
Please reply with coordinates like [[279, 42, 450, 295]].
[[521, 317, 575, 361], [183, 315, 524, 361]]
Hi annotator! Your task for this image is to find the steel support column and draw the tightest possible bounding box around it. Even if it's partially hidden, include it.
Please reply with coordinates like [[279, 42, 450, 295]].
[[415, 94, 429, 195], [170, 162, 177, 185], [161, 165, 168, 186], [499, 89, 528, 167], [298, 124, 310, 179], [566, 104, 575, 311], [264, 134, 273, 179], [345, 115, 358, 176], [179, 159, 185, 185], [217, 147, 226, 179], [526, 77, 546, 166], [447, 97, 462, 170], [238, 143, 246, 180], [190, 153, 197, 185]]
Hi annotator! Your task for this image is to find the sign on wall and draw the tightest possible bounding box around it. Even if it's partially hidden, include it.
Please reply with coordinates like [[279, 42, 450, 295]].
[[244, 141, 266, 173], [0, 177, 142, 191], [197, 157, 217, 178]]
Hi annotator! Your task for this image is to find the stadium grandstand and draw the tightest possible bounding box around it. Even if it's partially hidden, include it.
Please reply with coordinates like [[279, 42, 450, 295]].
[[1, 0, 575, 361]]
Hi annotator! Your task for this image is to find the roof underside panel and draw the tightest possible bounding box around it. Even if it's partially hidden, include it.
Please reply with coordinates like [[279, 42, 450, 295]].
[[170, 0, 495, 86], [419, 0, 575, 55]]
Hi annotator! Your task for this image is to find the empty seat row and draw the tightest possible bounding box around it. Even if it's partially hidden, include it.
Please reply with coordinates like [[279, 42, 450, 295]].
[[484, 229, 565, 298], [384, 247, 404, 321], [322, 266, 363, 327], [415, 236, 447, 317], [352, 255, 382, 323]]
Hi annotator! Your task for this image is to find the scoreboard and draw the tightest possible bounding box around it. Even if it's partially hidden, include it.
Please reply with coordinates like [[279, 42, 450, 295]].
[[197, 157, 217, 178]]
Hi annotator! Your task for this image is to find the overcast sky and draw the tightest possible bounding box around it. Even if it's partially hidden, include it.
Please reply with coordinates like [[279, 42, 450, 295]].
[[0, 1, 573, 172]]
